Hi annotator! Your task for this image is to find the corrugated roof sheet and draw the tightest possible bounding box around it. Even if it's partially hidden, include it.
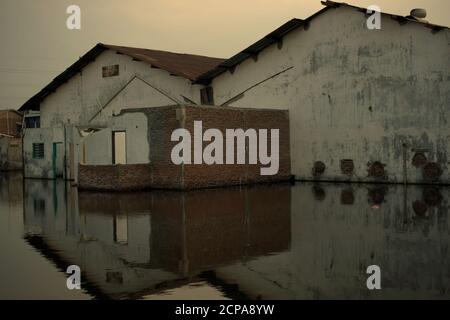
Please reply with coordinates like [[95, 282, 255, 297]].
[[103, 44, 225, 80], [19, 44, 224, 111]]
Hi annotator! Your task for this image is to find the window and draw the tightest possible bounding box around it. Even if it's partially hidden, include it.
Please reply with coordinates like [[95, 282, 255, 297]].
[[102, 64, 119, 77], [25, 116, 40, 128], [32, 143, 44, 159]]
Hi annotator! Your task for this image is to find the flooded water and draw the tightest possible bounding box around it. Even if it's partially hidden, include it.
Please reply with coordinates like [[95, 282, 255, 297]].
[[0, 172, 449, 299]]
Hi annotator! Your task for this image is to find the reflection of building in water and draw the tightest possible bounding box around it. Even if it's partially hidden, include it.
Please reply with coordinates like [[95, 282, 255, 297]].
[[22, 180, 291, 299], [22, 179, 450, 299], [0, 172, 24, 229], [215, 183, 450, 299], [0, 172, 23, 205]]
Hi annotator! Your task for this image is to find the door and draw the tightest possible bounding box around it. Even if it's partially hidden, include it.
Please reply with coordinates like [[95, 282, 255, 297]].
[[52, 142, 64, 178], [112, 131, 126, 164]]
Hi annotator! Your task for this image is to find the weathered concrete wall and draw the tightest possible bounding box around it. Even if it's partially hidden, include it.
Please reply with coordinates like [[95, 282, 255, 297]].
[[0, 137, 22, 171], [78, 105, 290, 190], [23, 127, 64, 179], [82, 112, 149, 165], [38, 50, 204, 129], [27, 48, 203, 180], [211, 6, 450, 184]]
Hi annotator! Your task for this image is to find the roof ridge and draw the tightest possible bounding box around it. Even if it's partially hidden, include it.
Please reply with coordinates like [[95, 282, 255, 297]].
[[100, 43, 225, 60], [195, 0, 448, 84]]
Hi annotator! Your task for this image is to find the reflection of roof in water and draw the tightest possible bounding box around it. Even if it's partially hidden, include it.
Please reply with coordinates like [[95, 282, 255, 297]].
[[24, 235, 251, 300], [24, 235, 109, 300]]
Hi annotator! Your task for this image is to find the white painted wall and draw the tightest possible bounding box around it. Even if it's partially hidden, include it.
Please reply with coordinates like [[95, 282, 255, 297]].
[[211, 7, 450, 183], [23, 127, 64, 179], [39, 49, 203, 128], [26, 48, 201, 178], [83, 112, 149, 165]]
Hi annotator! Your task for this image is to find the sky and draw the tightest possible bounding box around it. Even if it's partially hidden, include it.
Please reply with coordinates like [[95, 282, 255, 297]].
[[0, 0, 449, 110]]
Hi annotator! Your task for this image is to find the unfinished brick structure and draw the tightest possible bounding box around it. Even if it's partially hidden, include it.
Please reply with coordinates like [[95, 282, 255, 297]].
[[0, 110, 22, 137], [78, 105, 290, 191]]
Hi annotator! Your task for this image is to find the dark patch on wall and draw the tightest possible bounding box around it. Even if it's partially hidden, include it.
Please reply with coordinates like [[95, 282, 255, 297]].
[[367, 161, 386, 179], [312, 161, 326, 177], [312, 185, 325, 201], [277, 39, 283, 50], [412, 152, 427, 168], [340, 159, 354, 176], [340, 188, 354, 205], [303, 21, 310, 31], [422, 162, 442, 181]]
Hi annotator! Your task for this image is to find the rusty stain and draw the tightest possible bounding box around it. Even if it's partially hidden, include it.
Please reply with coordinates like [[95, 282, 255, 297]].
[[367, 161, 386, 179], [422, 162, 442, 181], [312, 161, 326, 177], [340, 159, 354, 176], [412, 152, 427, 168], [340, 188, 354, 205]]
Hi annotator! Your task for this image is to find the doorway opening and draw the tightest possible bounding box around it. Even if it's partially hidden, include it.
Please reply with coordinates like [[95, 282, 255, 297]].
[[112, 131, 126, 164]]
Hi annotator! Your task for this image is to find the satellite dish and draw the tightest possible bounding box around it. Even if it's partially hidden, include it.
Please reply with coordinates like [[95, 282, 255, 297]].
[[410, 8, 427, 19]]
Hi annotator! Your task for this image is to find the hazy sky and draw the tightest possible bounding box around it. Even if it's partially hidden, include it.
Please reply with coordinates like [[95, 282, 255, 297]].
[[1, 0, 449, 110]]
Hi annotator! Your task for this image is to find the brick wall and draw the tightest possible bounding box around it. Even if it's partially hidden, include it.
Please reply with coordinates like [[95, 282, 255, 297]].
[[78, 105, 290, 191], [182, 105, 290, 189], [79, 164, 153, 191], [0, 111, 22, 137]]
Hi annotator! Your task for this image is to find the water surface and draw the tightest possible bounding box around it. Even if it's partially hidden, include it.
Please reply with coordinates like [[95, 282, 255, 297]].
[[0, 172, 449, 299]]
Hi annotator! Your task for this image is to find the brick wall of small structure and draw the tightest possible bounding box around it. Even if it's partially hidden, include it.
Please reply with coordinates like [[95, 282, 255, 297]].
[[182, 105, 290, 189], [79, 164, 154, 191], [0, 111, 22, 137], [78, 105, 290, 191]]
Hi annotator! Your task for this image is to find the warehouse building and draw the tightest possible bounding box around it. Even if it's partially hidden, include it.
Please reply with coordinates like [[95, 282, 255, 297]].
[[18, 1, 450, 186]]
